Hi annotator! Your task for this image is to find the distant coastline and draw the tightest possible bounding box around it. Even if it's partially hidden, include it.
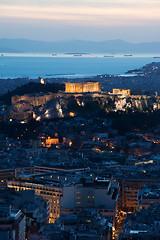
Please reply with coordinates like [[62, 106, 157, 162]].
[[1, 38, 160, 53], [0, 62, 160, 95]]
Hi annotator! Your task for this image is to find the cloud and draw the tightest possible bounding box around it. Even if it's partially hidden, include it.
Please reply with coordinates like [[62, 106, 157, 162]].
[[0, 4, 160, 27], [0, 0, 160, 45], [1, 0, 160, 8]]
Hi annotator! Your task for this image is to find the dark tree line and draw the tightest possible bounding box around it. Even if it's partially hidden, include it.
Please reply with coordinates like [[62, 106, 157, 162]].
[[111, 110, 160, 135], [0, 82, 65, 105]]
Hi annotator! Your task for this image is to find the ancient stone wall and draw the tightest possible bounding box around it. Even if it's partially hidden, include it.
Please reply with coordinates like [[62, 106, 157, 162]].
[[113, 89, 131, 96], [12, 111, 33, 121], [83, 82, 100, 92], [12, 93, 55, 106], [65, 82, 100, 93]]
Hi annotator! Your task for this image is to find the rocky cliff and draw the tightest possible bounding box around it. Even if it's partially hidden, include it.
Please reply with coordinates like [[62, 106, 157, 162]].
[[6, 93, 160, 121]]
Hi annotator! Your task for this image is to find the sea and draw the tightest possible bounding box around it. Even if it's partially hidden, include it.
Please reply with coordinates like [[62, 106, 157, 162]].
[[0, 53, 160, 79]]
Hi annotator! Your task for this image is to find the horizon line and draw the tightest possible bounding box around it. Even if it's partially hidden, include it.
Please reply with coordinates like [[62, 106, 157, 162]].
[[1, 37, 160, 44]]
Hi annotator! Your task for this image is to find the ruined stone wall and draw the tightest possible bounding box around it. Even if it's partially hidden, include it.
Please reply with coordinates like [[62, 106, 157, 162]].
[[65, 82, 83, 93], [83, 82, 100, 92], [113, 89, 131, 96], [65, 82, 100, 93], [12, 111, 33, 121], [12, 95, 29, 104], [12, 93, 55, 106]]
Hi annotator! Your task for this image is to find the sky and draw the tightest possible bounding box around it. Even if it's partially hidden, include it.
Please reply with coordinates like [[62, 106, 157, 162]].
[[0, 0, 160, 43]]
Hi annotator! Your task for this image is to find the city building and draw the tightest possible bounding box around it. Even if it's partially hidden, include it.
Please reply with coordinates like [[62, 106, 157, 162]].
[[41, 209, 112, 240], [61, 177, 119, 228], [0, 205, 26, 240], [7, 170, 119, 226], [118, 205, 160, 240], [118, 174, 160, 211], [0, 188, 49, 237], [7, 178, 62, 223], [137, 184, 160, 211]]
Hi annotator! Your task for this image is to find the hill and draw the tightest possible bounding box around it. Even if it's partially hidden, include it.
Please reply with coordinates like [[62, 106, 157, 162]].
[[0, 38, 160, 53], [0, 81, 65, 105]]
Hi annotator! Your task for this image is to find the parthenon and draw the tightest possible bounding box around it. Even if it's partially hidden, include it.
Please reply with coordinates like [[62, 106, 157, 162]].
[[65, 81, 100, 93]]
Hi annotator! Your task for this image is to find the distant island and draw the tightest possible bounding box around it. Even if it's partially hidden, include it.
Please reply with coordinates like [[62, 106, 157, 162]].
[[0, 38, 160, 53]]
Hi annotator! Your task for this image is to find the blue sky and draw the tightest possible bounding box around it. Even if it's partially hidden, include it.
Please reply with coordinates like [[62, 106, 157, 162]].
[[0, 0, 160, 42]]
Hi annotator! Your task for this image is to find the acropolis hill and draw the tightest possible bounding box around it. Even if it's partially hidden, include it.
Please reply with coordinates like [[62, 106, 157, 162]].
[[7, 80, 160, 121], [12, 81, 101, 106]]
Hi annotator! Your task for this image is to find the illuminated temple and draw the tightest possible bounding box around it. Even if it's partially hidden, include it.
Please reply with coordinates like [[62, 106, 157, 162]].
[[65, 81, 100, 93]]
